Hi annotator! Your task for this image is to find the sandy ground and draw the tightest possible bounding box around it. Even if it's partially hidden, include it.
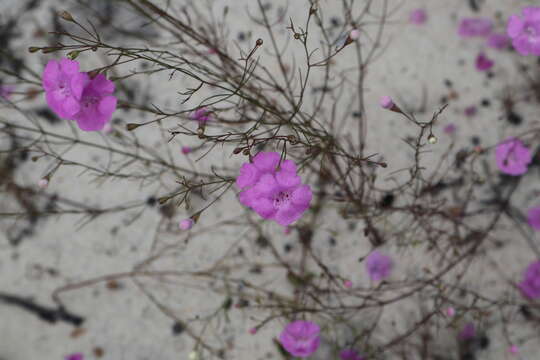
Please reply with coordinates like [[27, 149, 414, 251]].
[[1, 0, 539, 359]]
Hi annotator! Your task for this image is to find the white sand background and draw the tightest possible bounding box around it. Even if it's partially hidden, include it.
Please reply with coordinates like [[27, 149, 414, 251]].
[[1, 0, 539, 359]]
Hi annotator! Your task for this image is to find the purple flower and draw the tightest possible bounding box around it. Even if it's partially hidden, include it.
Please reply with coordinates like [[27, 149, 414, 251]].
[[527, 206, 540, 231], [65, 354, 84, 360], [495, 137, 532, 176], [443, 123, 456, 135], [0, 85, 14, 99], [379, 96, 394, 109], [475, 52, 494, 71], [190, 107, 211, 124], [464, 105, 477, 117], [340, 349, 364, 360], [72, 74, 117, 131], [507, 6, 540, 56], [519, 260, 540, 299], [365, 250, 393, 282], [236, 152, 312, 226], [459, 323, 476, 340], [458, 18, 493, 38], [279, 320, 320, 358], [486, 33, 510, 49], [410, 9, 427, 25], [42, 58, 89, 119]]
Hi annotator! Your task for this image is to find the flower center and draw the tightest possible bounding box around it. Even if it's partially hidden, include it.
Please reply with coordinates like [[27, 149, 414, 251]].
[[58, 81, 71, 97], [525, 25, 538, 38], [273, 191, 291, 209], [82, 96, 99, 108]]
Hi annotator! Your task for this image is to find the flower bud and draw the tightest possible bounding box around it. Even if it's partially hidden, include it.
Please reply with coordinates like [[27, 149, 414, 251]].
[[179, 218, 194, 230], [38, 178, 49, 189], [427, 135, 438, 144], [58, 10, 75, 22]]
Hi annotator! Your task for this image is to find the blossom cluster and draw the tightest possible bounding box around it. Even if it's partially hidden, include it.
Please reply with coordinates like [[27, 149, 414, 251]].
[[507, 6, 540, 56], [42, 58, 117, 131], [236, 152, 312, 226]]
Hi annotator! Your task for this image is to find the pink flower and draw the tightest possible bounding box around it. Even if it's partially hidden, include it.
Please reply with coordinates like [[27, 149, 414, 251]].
[[249, 327, 257, 335], [507, 7, 540, 56], [410, 9, 427, 25], [236, 152, 312, 226], [42, 58, 89, 119], [508, 345, 519, 354], [72, 74, 117, 131], [486, 33, 510, 49], [459, 322, 476, 340], [179, 218, 194, 230], [340, 349, 364, 360], [365, 250, 393, 282], [279, 320, 320, 358], [349, 29, 360, 40], [519, 260, 540, 299], [475, 52, 494, 71], [343, 280, 353, 288], [0, 85, 14, 99], [379, 96, 394, 109], [190, 107, 211, 124], [443, 123, 456, 135], [445, 307, 456, 317], [464, 105, 477, 117], [65, 354, 84, 360], [495, 137, 532, 176], [182, 146, 192, 154], [458, 18, 493, 38], [527, 206, 540, 230]]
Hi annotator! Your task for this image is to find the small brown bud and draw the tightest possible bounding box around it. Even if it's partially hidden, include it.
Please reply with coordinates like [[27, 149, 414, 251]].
[[379, 162, 387, 168], [256, 38, 263, 46], [233, 147, 243, 154], [58, 10, 75, 22], [42, 47, 59, 54], [28, 46, 40, 53], [67, 50, 80, 60], [294, 33, 300, 39], [287, 135, 297, 144], [242, 149, 250, 156], [126, 123, 140, 131]]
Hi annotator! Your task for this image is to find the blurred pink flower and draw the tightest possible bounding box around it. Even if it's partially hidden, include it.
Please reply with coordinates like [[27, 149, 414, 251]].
[[519, 260, 540, 299], [349, 29, 360, 40], [191, 107, 211, 124], [179, 218, 194, 230], [459, 322, 476, 340], [445, 307, 456, 317], [458, 18, 493, 38], [340, 349, 364, 360], [379, 96, 394, 109], [0, 85, 14, 99], [72, 74, 117, 132], [410, 9, 427, 25], [508, 345, 519, 354], [279, 320, 320, 358], [443, 123, 456, 135], [507, 6, 540, 56], [464, 105, 477, 117], [365, 250, 393, 282], [42, 58, 89, 119], [343, 280, 353, 288], [486, 33, 510, 49], [475, 52, 494, 71], [495, 137, 532, 176], [527, 206, 540, 231], [236, 152, 312, 226], [182, 146, 192, 154], [65, 354, 84, 360]]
